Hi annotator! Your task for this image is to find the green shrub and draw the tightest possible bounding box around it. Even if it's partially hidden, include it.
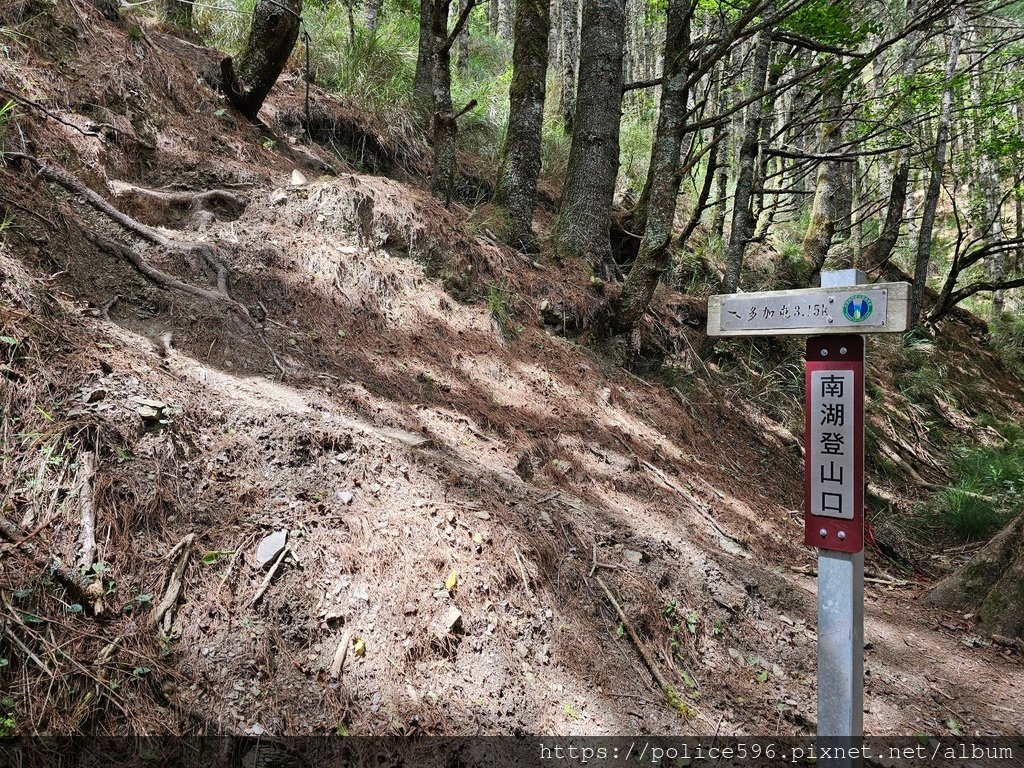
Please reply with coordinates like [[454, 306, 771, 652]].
[[934, 480, 1005, 542], [930, 438, 1024, 541]]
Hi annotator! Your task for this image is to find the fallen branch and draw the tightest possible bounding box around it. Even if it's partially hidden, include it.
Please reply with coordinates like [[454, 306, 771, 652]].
[[249, 545, 289, 606], [76, 451, 97, 572], [0, 86, 104, 139], [329, 627, 355, 680], [0, 616, 54, 678], [991, 634, 1024, 653], [594, 575, 711, 726], [153, 534, 195, 635], [639, 460, 747, 554]]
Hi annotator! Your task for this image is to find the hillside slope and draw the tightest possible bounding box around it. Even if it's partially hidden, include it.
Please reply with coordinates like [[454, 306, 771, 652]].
[[1, 3, 1022, 739]]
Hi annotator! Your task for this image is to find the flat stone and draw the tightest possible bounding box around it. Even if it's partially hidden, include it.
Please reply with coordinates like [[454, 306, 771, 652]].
[[290, 169, 308, 186], [255, 529, 288, 569], [623, 549, 643, 564], [433, 606, 463, 637]]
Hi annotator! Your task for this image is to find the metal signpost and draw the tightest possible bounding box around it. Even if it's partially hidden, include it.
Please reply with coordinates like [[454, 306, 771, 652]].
[[708, 270, 911, 765]]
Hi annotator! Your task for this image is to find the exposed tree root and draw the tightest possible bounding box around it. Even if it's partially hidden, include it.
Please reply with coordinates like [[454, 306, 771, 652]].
[[107, 181, 247, 213], [84, 229, 253, 323], [0, 512, 93, 609], [107, 182, 249, 244], [7, 153, 295, 378], [5, 153, 247, 314]]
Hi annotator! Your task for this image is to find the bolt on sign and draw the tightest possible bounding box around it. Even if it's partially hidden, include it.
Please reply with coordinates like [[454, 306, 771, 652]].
[[805, 336, 864, 554]]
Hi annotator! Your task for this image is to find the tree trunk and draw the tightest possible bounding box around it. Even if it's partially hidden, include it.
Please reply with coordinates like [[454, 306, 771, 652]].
[[558, 0, 578, 133], [429, 0, 476, 205], [551, 0, 625, 280], [431, 1, 457, 205], [494, 0, 550, 252], [497, 0, 514, 37], [722, 22, 772, 293], [364, 0, 382, 31], [162, 0, 192, 28], [414, 0, 436, 115], [457, 0, 471, 75], [861, 161, 910, 269], [801, 84, 846, 279], [968, 40, 1006, 316], [912, 5, 964, 324], [613, 0, 691, 332], [926, 513, 1024, 639], [220, 0, 303, 121], [489, 0, 499, 33]]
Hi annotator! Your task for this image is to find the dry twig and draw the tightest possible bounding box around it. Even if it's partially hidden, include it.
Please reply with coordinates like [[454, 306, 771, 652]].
[[153, 534, 195, 634]]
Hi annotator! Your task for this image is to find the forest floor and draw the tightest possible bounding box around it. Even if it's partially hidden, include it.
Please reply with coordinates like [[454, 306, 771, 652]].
[[0, 2, 1022, 741]]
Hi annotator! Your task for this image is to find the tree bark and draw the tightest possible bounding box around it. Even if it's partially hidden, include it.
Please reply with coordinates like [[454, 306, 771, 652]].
[[497, 0, 514, 37], [801, 83, 846, 279], [364, 0, 382, 31], [494, 0, 550, 252], [457, 0, 471, 75], [558, 0, 578, 133], [220, 0, 303, 121], [162, 0, 192, 28], [722, 21, 772, 293], [968, 38, 1006, 316], [613, 0, 692, 332], [927, 513, 1024, 639], [429, 0, 476, 205], [414, 0, 436, 115], [912, 5, 963, 324], [551, 0, 625, 280]]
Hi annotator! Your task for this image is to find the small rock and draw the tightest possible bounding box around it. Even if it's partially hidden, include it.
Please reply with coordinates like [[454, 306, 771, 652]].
[[402, 602, 417, 616], [269, 189, 288, 206], [338, 491, 354, 506], [352, 584, 370, 603], [84, 388, 107, 403], [433, 606, 463, 637], [623, 549, 644, 565], [290, 169, 308, 186], [550, 459, 572, 475], [255, 529, 288, 569], [538, 510, 553, 527], [474, 511, 491, 520]]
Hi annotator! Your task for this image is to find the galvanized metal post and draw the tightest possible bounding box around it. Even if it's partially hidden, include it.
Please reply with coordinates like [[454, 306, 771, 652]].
[[817, 270, 865, 766]]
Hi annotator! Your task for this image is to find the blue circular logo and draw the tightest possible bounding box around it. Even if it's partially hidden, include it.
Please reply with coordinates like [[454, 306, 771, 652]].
[[842, 294, 873, 323]]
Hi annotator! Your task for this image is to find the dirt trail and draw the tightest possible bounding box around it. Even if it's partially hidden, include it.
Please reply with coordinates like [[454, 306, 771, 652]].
[[0, 3, 1021, 738]]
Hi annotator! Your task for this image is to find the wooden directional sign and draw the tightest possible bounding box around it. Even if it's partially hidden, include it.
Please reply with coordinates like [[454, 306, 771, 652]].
[[805, 336, 864, 554], [706, 282, 910, 337]]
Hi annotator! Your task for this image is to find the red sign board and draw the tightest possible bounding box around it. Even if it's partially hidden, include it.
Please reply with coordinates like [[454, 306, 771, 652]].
[[804, 335, 864, 553]]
